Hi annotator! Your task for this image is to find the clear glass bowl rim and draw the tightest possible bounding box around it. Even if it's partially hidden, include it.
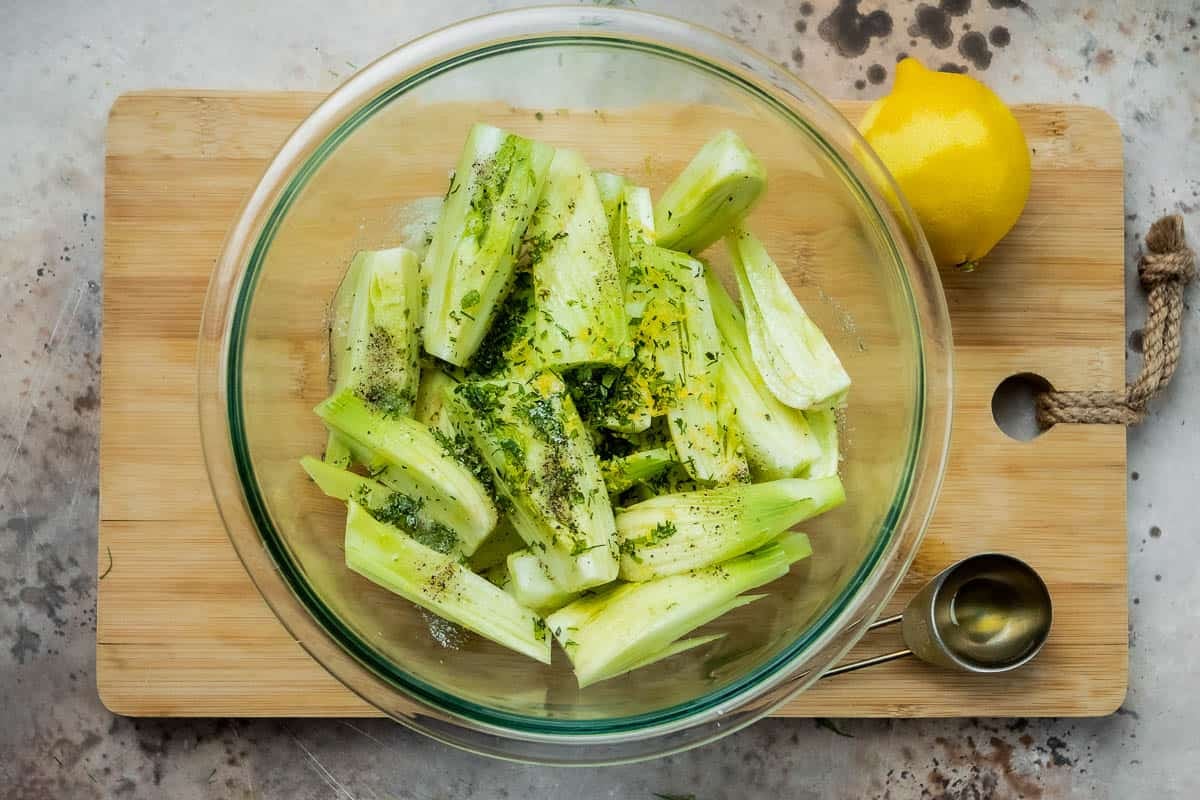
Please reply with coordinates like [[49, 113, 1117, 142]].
[[198, 4, 953, 765]]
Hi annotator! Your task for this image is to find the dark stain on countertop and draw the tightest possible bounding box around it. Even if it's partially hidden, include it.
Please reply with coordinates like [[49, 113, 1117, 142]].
[[1046, 736, 1074, 767], [959, 29, 993, 68], [989, 0, 1034, 14], [723, 4, 763, 45], [72, 383, 99, 415], [10, 624, 41, 663], [862, 716, 1092, 799], [909, 3, 957, 49], [795, 0, 1034, 86], [3, 714, 268, 798], [818, 0, 894, 58], [19, 553, 70, 624], [1093, 46, 1115, 71], [4, 512, 46, 536]]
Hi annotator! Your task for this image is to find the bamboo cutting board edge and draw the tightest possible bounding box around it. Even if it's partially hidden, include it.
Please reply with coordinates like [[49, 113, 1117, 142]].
[[98, 91, 1127, 719]]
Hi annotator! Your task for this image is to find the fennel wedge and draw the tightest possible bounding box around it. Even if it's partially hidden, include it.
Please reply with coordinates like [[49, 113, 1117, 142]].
[[422, 123, 554, 366], [706, 268, 822, 479], [345, 502, 551, 663], [727, 226, 851, 410], [446, 372, 619, 592], [527, 149, 627, 368], [616, 476, 843, 581], [548, 532, 812, 687], [654, 130, 766, 254], [315, 388, 498, 554]]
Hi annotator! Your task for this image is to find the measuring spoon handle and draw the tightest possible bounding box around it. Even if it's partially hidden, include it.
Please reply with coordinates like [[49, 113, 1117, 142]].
[[821, 648, 913, 679]]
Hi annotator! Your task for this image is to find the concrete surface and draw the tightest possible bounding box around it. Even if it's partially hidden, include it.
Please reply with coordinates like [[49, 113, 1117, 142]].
[[2, 0, 1198, 797]]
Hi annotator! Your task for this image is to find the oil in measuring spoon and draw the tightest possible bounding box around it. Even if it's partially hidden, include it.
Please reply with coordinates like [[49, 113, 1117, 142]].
[[946, 576, 1039, 666]]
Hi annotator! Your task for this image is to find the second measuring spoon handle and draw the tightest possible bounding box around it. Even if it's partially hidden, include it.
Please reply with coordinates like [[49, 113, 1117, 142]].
[[821, 649, 913, 679], [819, 613, 909, 679], [866, 613, 903, 632]]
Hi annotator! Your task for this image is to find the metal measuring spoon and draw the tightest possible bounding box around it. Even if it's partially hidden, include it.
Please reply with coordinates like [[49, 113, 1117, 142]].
[[824, 553, 1052, 678]]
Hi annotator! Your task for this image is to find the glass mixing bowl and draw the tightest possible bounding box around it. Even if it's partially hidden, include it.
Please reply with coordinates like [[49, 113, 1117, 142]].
[[198, 6, 952, 764]]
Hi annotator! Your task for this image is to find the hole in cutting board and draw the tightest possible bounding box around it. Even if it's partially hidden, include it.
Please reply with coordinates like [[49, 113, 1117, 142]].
[[992, 373, 1053, 441]]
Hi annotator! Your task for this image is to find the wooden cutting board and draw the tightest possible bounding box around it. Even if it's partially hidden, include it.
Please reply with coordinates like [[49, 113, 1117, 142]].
[[98, 91, 1127, 718]]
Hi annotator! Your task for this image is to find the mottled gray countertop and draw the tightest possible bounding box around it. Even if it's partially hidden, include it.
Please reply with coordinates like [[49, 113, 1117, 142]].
[[3, 0, 1198, 797]]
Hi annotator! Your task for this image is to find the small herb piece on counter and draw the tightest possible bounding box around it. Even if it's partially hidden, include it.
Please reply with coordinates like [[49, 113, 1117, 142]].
[[99, 546, 113, 581], [815, 718, 855, 738]]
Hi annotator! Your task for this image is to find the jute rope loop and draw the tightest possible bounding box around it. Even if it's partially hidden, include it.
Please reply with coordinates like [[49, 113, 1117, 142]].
[[1035, 214, 1195, 428]]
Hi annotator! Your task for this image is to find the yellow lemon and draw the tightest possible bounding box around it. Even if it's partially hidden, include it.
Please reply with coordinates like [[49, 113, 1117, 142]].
[[859, 58, 1031, 271]]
